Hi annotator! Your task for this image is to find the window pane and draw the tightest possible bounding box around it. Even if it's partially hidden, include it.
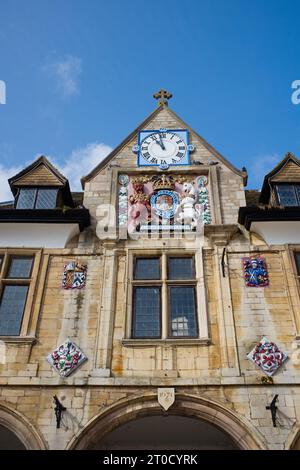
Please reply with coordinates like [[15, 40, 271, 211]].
[[36, 189, 58, 209], [295, 185, 300, 205], [169, 286, 197, 337], [168, 257, 194, 280], [295, 253, 300, 275], [277, 185, 298, 206], [16, 189, 36, 209], [7, 257, 33, 278], [0, 256, 3, 272], [133, 287, 160, 338], [134, 258, 160, 280], [0, 285, 28, 335]]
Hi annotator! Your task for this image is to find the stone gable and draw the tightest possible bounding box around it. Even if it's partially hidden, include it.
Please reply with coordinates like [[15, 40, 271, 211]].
[[83, 105, 246, 225]]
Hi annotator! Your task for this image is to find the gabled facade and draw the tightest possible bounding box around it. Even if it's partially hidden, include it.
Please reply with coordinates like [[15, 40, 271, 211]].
[[0, 156, 90, 248], [1, 94, 300, 450], [239, 152, 300, 244]]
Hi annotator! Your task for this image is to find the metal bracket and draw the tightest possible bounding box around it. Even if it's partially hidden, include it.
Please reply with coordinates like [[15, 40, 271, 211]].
[[221, 247, 226, 277], [53, 395, 66, 429], [266, 394, 278, 427]]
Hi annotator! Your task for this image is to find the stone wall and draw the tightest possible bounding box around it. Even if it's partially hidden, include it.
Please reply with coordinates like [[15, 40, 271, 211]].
[[1, 384, 300, 449]]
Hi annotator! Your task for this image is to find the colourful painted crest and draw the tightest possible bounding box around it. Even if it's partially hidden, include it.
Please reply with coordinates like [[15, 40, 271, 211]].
[[62, 262, 87, 289], [242, 257, 269, 287], [247, 337, 288, 376], [47, 339, 87, 377]]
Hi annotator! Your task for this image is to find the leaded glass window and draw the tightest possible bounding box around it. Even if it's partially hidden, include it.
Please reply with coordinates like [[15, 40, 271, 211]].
[[35, 189, 58, 209], [134, 258, 160, 280], [168, 257, 194, 280], [0, 285, 29, 335], [7, 257, 33, 279], [169, 286, 197, 337], [131, 255, 198, 339], [295, 186, 300, 203], [0, 254, 34, 336], [16, 188, 36, 209], [132, 287, 161, 338], [276, 184, 300, 206], [16, 188, 58, 209]]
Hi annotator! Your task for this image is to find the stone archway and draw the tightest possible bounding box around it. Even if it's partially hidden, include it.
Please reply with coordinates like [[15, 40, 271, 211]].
[[67, 392, 267, 450], [89, 415, 239, 450], [0, 424, 26, 450], [0, 402, 47, 450], [286, 424, 300, 450]]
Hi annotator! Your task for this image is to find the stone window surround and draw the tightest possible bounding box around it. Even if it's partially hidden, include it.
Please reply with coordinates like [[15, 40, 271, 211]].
[[132, 254, 198, 339], [0, 248, 42, 343], [123, 248, 210, 346]]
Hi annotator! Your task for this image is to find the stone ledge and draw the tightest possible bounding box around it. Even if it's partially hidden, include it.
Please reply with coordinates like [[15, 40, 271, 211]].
[[122, 338, 211, 347], [1, 376, 300, 387], [0, 336, 37, 345]]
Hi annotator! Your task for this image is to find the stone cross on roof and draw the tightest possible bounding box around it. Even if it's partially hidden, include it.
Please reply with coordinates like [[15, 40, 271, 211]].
[[153, 89, 173, 107]]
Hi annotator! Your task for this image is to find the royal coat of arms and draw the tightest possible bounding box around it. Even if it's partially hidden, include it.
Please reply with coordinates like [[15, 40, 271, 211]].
[[242, 257, 269, 287], [150, 190, 180, 219], [62, 261, 87, 289], [47, 339, 87, 377], [123, 173, 211, 233], [247, 336, 288, 376]]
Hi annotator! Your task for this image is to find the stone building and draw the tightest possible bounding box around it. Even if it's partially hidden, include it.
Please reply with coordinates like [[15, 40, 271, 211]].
[[0, 90, 300, 450]]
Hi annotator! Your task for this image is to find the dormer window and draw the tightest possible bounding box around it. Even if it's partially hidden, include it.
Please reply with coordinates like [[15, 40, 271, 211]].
[[16, 188, 58, 209], [276, 184, 300, 206]]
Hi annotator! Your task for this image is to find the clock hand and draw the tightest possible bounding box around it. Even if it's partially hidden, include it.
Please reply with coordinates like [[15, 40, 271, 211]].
[[158, 133, 166, 150], [156, 140, 163, 149]]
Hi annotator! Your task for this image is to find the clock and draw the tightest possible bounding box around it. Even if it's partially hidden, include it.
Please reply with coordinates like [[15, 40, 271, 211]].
[[137, 129, 190, 167]]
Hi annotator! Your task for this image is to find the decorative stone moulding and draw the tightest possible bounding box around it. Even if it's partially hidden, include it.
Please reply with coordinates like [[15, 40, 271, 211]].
[[47, 338, 87, 377], [196, 175, 211, 225], [118, 174, 129, 227], [157, 388, 175, 411], [247, 336, 288, 376], [242, 257, 269, 287], [62, 261, 87, 289]]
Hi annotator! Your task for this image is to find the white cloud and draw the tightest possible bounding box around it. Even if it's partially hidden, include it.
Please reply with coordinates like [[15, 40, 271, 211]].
[[249, 154, 279, 189], [43, 55, 82, 98], [56, 142, 112, 191], [0, 164, 22, 201]]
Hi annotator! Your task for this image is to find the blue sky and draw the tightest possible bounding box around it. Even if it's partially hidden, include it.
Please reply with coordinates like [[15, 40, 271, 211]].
[[1, 0, 300, 199]]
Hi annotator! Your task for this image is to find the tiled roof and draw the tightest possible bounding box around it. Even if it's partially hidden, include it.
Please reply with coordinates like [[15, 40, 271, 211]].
[[245, 190, 260, 206]]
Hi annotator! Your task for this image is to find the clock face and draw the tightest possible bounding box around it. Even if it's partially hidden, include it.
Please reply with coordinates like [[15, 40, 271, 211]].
[[138, 129, 189, 166]]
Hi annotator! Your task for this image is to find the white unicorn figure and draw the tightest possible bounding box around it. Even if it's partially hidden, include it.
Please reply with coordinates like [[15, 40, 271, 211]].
[[175, 182, 202, 229]]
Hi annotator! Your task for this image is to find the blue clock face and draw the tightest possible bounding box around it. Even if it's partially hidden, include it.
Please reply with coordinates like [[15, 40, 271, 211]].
[[138, 129, 189, 167]]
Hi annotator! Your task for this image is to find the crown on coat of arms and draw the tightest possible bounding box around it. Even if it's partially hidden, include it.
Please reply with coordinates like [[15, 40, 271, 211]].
[[151, 174, 175, 191]]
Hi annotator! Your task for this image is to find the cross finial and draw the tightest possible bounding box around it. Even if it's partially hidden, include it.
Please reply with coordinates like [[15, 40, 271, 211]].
[[153, 89, 172, 107]]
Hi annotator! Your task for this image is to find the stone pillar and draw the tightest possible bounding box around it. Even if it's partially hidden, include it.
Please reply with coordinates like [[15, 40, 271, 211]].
[[93, 241, 118, 377], [206, 225, 241, 376]]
